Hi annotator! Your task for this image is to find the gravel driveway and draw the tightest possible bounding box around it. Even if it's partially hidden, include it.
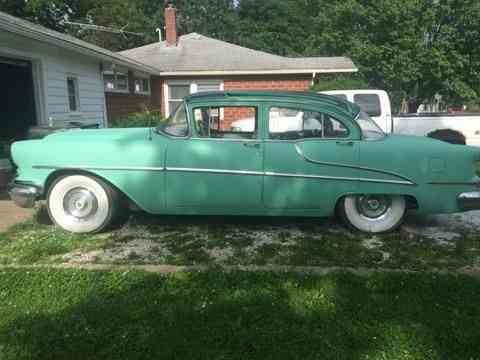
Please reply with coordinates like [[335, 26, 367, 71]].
[[53, 209, 480, 271], [0, 192, 33, 232]]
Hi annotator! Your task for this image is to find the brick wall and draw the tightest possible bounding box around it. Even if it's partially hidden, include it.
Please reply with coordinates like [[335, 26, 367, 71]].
[[222, 107, 256, 130], [222, 76, 311, 128], [224, 77, 311, 92], [150, 76, 165, 116], [105, 93, 152, 121]]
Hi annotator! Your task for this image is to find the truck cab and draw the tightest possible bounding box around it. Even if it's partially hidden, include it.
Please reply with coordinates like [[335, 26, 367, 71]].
[[321, 90, 392, 133]]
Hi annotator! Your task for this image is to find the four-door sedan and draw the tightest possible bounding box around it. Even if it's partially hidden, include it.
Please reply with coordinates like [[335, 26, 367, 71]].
[[8, 91, 480, 233]]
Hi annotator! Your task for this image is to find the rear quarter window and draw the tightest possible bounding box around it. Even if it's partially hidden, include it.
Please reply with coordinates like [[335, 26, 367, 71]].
[[354, 94, 381, 117]]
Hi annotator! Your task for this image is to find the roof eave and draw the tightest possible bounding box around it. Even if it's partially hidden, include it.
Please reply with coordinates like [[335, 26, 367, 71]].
[[0, 19, 158, 75], [159, 68, 358, 76]]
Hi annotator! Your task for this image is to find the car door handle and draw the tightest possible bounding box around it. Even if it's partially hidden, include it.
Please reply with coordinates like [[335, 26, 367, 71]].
[[243, 142, 261, 148], [336, 141, 354, 146]]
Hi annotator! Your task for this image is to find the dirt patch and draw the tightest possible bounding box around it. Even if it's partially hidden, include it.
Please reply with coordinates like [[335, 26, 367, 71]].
[[0, 196, 33, 232]]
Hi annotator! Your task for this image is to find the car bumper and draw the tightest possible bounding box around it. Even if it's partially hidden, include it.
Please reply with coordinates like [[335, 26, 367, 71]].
[[458, 192, 480, 211], [8, 182, 41, 208]]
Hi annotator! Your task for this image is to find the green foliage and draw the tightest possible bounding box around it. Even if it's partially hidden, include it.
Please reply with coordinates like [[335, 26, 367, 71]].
[[0, 269, 479, 359], [109, 111, 165, 128], [311, 74, 370, 92], [1, 0, 479, 110]]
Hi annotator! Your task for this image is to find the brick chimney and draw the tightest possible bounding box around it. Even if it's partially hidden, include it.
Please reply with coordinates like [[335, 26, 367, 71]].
[[165, 4, 177, 46]]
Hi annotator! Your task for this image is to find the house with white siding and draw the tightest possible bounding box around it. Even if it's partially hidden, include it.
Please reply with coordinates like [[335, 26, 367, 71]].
[[0, 11, 156, 140], [0, 11, 157, 186]]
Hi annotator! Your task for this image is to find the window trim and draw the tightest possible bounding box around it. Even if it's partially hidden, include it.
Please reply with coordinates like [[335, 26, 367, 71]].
[[267, 105, 351, 141], [133, 73, 151, 95], [66, 75, 80, 113], [104, 68, 129, 94]]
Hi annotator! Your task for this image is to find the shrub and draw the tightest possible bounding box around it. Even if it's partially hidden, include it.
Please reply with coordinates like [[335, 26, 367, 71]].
[[109, 111, 165, 128]]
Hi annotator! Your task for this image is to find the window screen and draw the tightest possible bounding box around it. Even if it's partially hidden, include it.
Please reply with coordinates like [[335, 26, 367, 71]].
[[353, 94, 381, 117], [269, 107, 349, 140], [194, 106, 257, 139]]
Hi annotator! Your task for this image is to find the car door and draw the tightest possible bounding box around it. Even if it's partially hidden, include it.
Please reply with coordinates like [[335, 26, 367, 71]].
[[263, 104, 360, 214], [165, 102, 264, 210]]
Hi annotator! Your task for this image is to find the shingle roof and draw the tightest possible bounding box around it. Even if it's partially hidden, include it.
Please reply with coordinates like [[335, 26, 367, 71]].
[[0, 11, 157, 74], [120, 33, 357, 75]]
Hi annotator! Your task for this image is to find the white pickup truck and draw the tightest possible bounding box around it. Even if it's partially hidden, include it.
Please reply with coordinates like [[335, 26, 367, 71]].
[[322, 90, 480, 146]]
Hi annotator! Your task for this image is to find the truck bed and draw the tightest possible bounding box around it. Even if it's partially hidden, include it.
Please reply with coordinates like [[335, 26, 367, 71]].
[[393, 113, 480, 147]]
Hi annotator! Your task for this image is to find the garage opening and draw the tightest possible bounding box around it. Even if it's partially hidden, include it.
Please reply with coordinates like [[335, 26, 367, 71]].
[[0, 57, 37, 144], [0, 57, 37, 188]]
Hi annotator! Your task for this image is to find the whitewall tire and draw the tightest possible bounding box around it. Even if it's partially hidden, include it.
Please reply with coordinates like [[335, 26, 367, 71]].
[[339, 195, 406, 233], [47, 174, 120, 233]]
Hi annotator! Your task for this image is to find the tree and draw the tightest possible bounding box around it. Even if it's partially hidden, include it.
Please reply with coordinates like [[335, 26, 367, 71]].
[[309, 0, 480, 112]]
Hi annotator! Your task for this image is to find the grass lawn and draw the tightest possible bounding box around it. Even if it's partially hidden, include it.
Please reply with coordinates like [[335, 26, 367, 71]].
[[0, 269, 478, 360]]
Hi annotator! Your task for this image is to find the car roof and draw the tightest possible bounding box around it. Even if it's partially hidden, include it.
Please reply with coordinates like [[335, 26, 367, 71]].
[[185, 91, 360, 117]]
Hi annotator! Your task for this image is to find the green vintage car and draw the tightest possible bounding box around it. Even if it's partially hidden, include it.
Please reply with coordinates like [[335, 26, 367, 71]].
[[8, 91, 480, 233]]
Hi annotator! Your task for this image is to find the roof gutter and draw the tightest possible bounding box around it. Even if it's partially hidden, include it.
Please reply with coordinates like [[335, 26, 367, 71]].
[[0, 19, 158, 75], [159, 68, 358, 76]]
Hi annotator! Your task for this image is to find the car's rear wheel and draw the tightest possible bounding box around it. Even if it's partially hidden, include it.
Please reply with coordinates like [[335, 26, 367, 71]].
[[47, 174, 122, 233], [339, 194, 406, 233]]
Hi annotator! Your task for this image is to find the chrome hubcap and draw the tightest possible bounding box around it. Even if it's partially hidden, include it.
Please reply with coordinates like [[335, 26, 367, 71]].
[[63, 187, 98, 221], [356, 195, 391, 219]]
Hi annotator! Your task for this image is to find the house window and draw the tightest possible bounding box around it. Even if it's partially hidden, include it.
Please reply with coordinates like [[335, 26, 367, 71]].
[[104, 69, 128, 92], [134, 76, 150, 94], [166, 80, 223, 116], [168, 84, 190, 115], [67, 76, 79, 112]]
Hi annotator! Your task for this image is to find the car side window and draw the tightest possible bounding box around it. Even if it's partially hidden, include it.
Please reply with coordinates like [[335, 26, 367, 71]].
[[158, 103, 189, 137], [193, 106, 258, 139], [268, 107, 349, 140]]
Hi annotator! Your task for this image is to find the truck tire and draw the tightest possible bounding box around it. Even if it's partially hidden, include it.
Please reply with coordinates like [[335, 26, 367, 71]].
[[427, 129, 466, 145]]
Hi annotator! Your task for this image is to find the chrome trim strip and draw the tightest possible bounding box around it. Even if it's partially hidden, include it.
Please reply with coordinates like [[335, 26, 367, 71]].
[[166, 167, 264, 176], [33, 165, 165, 172], [33, 165, 414, 185], [294, 144, 416, 185], [264, 171, 414, 185], [429, 182, 480, 186]]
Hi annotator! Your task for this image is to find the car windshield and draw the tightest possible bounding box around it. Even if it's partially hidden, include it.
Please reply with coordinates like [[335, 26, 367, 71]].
[[354, 111, 385, 140], [157, 103, 188, 137]]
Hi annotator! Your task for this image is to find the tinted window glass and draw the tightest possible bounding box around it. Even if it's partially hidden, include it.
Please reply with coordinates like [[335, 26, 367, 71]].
[[269, 107, 349, 140], [354, 94, 381, 117], [194, 106, 257, 139]]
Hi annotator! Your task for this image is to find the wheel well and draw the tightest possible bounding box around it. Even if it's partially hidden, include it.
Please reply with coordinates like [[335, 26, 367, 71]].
[[427, 128, 466, 145], [43, 169, 137, 208], [335, 194, 419, 210]]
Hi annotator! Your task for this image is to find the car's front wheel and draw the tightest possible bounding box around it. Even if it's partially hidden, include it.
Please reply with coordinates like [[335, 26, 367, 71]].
[[339, 194, 406, 233], [47, 174, 122, 233]]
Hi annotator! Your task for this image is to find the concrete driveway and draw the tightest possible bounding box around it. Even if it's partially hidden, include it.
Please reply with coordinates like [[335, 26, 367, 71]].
[[0, 191, 33, 232]]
